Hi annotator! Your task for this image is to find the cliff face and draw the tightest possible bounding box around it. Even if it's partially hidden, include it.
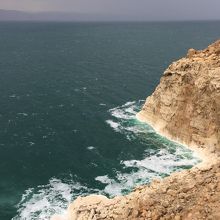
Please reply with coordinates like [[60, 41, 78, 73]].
[[51, 41, 220, 220], [137, 40, 220, 155]]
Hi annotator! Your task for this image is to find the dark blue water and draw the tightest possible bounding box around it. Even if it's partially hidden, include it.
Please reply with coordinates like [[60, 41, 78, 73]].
[[0, 21, 220, 220]]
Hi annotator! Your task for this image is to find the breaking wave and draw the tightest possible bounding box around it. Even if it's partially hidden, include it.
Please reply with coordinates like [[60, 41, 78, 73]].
[[14, 101, 200, 220], [12, 178, 99, 220], [106, 100, 154, 140], [102, 100, 200, 195]]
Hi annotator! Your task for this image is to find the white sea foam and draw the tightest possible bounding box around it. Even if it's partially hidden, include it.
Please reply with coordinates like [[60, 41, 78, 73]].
[[106, 100, 150, 140], [9, 94, 17, 98], [13, 178, 97, 220], [95, 169, 158, 197], [95, 175, 112, 184], [123, 149, 198, 174], [87, 146, 95, 150], [108, 101, 136, 120], [106, 120, 120, 132], [95, 175, 125, 196], [95, 148, 198, 197], [17, 113, 28, 117]]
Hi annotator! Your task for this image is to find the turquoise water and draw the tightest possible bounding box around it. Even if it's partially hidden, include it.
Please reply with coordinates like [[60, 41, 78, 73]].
[[0, 21, 220, 220]]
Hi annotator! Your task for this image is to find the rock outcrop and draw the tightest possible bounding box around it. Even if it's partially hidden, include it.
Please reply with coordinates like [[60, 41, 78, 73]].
[[137, 40, 220, 159], [52, 40, 220, 220]]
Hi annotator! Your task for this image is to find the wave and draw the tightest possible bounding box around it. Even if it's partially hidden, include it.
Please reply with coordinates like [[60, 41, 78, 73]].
[[95, 148, 198, 197], [14, 100, 199, 220], [101, 100, 200, 195], [12, 178, 99, 220]]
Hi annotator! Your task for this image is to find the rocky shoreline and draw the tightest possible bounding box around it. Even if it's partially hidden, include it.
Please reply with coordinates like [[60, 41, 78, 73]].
[[52, 40, 220, 220]]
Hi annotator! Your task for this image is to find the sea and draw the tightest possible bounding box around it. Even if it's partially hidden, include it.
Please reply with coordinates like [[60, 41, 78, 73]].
[[0, 21, 220, 220]]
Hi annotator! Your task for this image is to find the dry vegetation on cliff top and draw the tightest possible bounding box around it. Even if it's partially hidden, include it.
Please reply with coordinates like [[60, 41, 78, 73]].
[[52, 40, 220, 220]]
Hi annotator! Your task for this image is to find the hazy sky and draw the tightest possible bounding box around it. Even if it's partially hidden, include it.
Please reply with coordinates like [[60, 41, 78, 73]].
[[1, 0, 220, 20]]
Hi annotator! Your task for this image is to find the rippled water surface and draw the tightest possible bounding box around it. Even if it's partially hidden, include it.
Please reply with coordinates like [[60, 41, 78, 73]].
[[0, 21, 220, 219]]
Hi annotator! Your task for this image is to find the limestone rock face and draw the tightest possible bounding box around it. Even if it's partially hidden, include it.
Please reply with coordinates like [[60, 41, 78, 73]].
[[137, 40, 220, 154]]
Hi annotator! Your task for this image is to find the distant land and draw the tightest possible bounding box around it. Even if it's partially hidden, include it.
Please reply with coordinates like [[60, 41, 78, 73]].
[[1, 9, 220, 22], [0, 9, 114, 22]]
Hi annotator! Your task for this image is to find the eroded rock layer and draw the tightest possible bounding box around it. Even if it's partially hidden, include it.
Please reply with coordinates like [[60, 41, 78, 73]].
[[52, 40, 220, 220], [137, 40, 220, 156]]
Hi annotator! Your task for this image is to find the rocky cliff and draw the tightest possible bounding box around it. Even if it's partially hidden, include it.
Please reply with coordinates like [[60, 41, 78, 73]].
[[137, 40, 220, 158], [52, 40, 220, 220]]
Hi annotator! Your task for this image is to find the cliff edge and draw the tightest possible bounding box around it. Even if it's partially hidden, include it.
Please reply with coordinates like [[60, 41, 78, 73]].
[[52, 40, 220, 220], [137, 40, 220, 160]]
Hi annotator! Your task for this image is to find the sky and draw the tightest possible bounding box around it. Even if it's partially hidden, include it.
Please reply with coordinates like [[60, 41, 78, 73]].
[[0, 0, 220, 21]]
